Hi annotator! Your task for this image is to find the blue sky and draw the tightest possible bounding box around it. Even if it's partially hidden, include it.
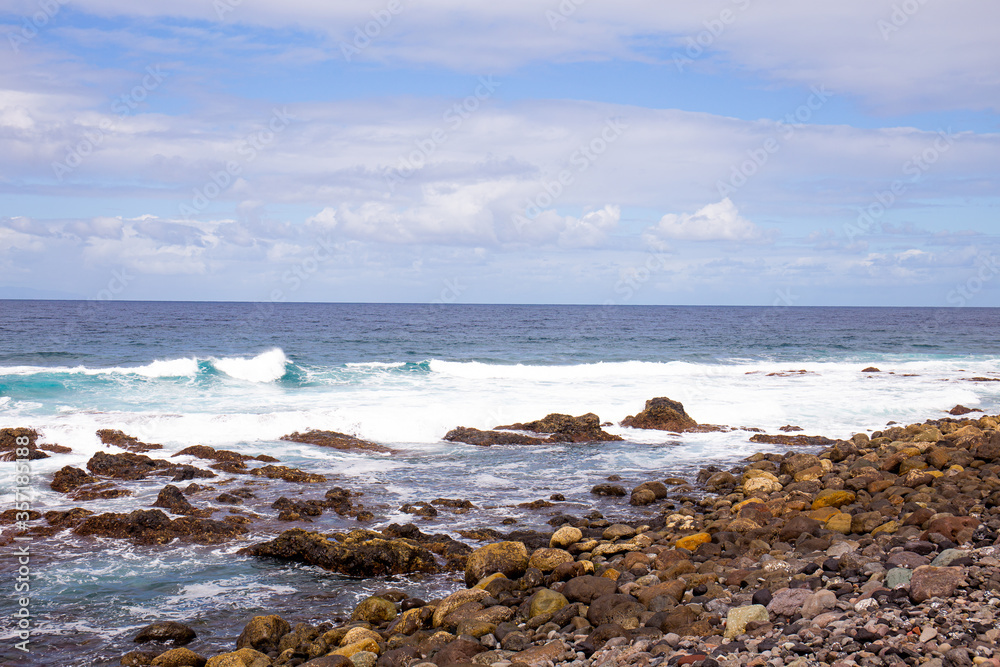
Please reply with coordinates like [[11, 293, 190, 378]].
[[1, 1, 998, 306]]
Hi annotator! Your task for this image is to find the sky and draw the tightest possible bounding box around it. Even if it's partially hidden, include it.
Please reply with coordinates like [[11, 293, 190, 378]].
[[0, 1, 998, 306]]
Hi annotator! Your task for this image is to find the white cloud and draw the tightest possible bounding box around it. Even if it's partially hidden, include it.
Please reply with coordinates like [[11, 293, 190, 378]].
[[646, 198, 767, 243]]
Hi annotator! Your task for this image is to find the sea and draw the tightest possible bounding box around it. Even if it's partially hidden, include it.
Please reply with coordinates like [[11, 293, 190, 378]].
[[1, 301, 999, 665]]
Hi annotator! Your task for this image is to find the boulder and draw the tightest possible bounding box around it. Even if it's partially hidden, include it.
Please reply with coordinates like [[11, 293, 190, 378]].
[[244, 528, 440, 577], [811, 489, 856, 509], [620, 397, 697, 432], [74, 510, 245, 545], [134, 622, 197, 646], [351, 596, 397, 624], [150, 648, 206, 667], [465, 541, 529, 586], [236, 615, 290, 653], [280, 430, 397, 455], [97, 429, 163, 453], [442, 427, 548, 447], [562, 575, 617, 603], [495, 412, 623, 442], [590, 483, 626, 497], [529, 589, 569, 618], [550, 525, 582, 549], [528, 547, 574, 572]]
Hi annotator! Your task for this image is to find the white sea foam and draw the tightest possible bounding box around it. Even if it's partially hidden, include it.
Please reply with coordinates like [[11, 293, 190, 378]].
[[212, 348, 289, 382]]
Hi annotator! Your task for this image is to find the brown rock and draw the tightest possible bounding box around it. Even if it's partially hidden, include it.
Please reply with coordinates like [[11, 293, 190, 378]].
[[134, 622, 197, 646], [236, 615, 290, 653], [280, 429, 398, 454], [496, 412, 623, 442], [443, 427, 548, 447], [97, 429, 163, 453], [909, 566, 965, 602], [621, 397, 697, 432], [50, 466, 99, 493], [464, 541, 529, 586], [563, 575, 617, 603]]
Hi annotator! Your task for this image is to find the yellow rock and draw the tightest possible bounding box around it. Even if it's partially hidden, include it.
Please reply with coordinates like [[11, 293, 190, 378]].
[[871, 520, 899, 536], [732, 498, 765, 513], [811, 489, 856, 510], [794, 467, 823, 482], [825, 512, 852, 534], [808, 507, 839, 522], [742, 471, 782, 495], [432, 589, 490, 628], [675, 533, 712, 551], [601, 568, 620, 580], [341, 627, 381, 647], [473, 572, 508, 590], [947, 465, 964, 473], [529, 548, 575, 572], [332, 638, 379, 658], [205, 648, 269, 667], [927, 470, 944, 477]]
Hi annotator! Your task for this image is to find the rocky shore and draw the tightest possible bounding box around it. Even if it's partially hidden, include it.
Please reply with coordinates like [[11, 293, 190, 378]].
[[5, 400, 1000, 667]]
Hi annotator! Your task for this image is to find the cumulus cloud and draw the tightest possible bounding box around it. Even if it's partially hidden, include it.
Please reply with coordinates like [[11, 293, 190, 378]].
[[646, 198, 768, 243]]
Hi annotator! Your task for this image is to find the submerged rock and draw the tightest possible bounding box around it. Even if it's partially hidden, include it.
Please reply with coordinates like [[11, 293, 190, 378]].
[[134, 621, 197, 646], [280, 429, 398, 455], [97, 429, 163, 453], [74, 509, 246, 545], [0, 427, 49, 461], [495, 412, 623, 442], [243, 528, 440, 576], [443, 426, 548, 447]]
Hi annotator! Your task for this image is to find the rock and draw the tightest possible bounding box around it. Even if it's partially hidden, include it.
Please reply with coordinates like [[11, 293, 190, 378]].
[[243, 528, 440, 577], [749, 433, 837, 447], [352, 596, 397, 624], [825, 512, 852, 534], [86, 451, 177, 480], [331, 638, 379, 658], [236, 615, 290, 653], [205, 648, 270, 667], [528, 547, 573, 572], [0, 427, 48, 461], [249, 465, 325, 483], [778, 515, 821, 542], [301, 657, 351, 667], [134, 621, 197, 646], [149, 648, 205, 667], [529, 589, 568, 618], [725, 605, 769, 639], [431, 638, 486, 665], [348, 651, 377, 667], [281, 429, 398, 454], [603, 523, 635, 540], [442, 427, 548, 446], [496, 412, 623, 442], [97, 429, 163, 453], [742, 471, 782, 495], [50, 466, 99, 493], [510, 639, 567, 667], [122, 651, 163, 667], [949, 405, 982, 415], [563, 575, 617, 603], [152, 485, 203, 515], [74, 510, 245, 545], [909, 566, 965, 602], [767, 588, 812, 616], [811, 489, 856, 509], [621, 397, 697, 432], [862, 367, 881, 373], [676, 533, 711, 551], [800, 590, 836, 618], [923, 516, 980, 543], [886, 567, 914, 589], [590, 483, 626, 496], [550, 525, 582, 548], [629, 488, 657, 506], [943, 648, 973, 667], [887, 551, 929, 569], [704, 471, 737, 491], [465, 541, 529, 586], [932, 548, 969, 566]]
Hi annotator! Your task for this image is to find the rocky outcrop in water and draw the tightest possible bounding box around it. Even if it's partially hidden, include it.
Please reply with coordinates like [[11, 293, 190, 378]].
[[97, 429, 163, 453], [74, 509, 246, 545], [0, 427, 49, 461], [280, 430, 398, 455], [620, 397, 723, 433], [496, 413, 623, 443], [86, 451, 216, 481]]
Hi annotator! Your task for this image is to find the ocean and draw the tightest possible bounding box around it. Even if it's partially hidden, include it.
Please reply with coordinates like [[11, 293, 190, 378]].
[[1, 301, 999, 665]]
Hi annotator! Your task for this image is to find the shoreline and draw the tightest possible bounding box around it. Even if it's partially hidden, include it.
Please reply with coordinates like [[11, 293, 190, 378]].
[[5, 405, 1000, 666]]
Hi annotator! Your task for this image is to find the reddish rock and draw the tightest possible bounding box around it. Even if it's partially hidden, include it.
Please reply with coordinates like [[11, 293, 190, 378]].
[[909, 566, 965, 602], [280, 429, 398, 454], [621, 397, 697, 432], [96, 429, 163, 452]]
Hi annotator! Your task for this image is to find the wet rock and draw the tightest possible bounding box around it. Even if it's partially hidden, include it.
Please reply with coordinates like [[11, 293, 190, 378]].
[[400, 502, 438, 518], [949, 405, 982, 416], [44, 508, 94, 528], [432, 638, 486, 665], [74, 509, 246, 545], [563, 575, 617, 603], [204, 648, 271, 667], [590, 483, 626, 497], [236, 614, 290, 653], [443, 426, 548, 446], [550, 525, 582, 548], [352, 596, 397, 624], [496, 412, 623, 442], [749, 433, 837, 447], [97, 429, 163, 453], [465, 541, 529, 586], [528, 547, 573, 571], [152, 485, 206, 516], [529, 589, 569, 618], [134, 622, 197, 646], [0, 427, 48, 461], [243, 528, 440, 577], [248, 465, 325, 483], [280, 429, 398, 455], [620, 397, 697, 432], [50, 466, 99, 492], [86, 451, 214, 481]]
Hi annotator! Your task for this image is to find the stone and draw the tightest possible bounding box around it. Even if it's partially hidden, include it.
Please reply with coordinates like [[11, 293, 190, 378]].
[[550, 525, 582, 549], [352, 596, 396, 624], [301, 657, 351, 667], [676, 533, 711, 551], [529, 589, 568, 618], [236, 615, 290, 653], [134, 621, 197, 646], [621, 397, 698, 432], [464, 541, 529, 586], [150, 648, 207, 667], [429, 638, 485, 665], [742, 471, 782, 495], [495, 412, 622, 442], [528, 547, 573, 572], [812, 489, 856, 510], [886, 567, 914, 589], [432, 589, 490, 628], [725, 605, 769, 639], [825, 512, 853, 534], [909, 566, 965, 602], [510, 640, 567, 667], [280, 429, 396, 454], [602, 523, 635, 540], [50, 466, 99, 493], [563, 575, 617, 603], [800, 590, 837, 618], [932, 549, 969, 566], [442, 427, 548, 447], [331, 638, 379, 658], [348, 652, 377, 667], [590, 483, 627, 496], [205, 649, 270, 667], [243, 528, 440, 577], [766, 588, 812, 616]]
